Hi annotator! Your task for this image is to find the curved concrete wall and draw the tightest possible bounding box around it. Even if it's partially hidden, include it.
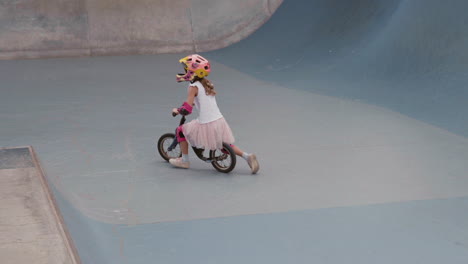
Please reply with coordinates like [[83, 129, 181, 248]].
[[0, 0, 282, 60], [209, 0, 468, 137]]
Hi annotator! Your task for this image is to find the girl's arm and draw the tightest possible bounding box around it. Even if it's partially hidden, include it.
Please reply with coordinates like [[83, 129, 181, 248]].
[[173, 86, 198, 115], [186, 85, 198, 106]]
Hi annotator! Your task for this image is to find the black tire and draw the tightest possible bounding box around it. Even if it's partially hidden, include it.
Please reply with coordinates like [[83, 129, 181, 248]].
[[157, 133, 182, 161], [209, 143, 236, 173]]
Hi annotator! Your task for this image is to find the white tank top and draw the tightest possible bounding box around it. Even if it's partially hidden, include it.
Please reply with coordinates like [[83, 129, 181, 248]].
[[190, 81, 223, 124]]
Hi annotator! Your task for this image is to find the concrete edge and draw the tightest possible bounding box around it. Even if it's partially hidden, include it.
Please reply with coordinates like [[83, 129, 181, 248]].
[[0, 45, 192, 61], [29, 146, 82, 264], [0, 146, 32, 150], [194, 0, 284, 52]]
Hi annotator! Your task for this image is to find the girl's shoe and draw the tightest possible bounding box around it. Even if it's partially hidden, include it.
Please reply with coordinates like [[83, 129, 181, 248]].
[[169, 158, 190, 169], [247, 154, 259, 174]]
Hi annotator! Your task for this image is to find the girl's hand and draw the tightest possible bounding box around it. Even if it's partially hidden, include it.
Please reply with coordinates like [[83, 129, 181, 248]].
[[172, 108, 179, 116]]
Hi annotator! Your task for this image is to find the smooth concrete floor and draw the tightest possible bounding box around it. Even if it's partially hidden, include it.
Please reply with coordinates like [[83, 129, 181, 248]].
[[1, 54, 467, 263]]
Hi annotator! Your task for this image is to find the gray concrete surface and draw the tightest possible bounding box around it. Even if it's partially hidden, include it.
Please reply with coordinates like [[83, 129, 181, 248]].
[[61, 197, 468, 264], [0, 0, 282, 60], [0, 147, 79, 264], [2, 60, 464, 262], [1, 54, 467, 225], [208, 0, 468, 137], [1, 0, 468, 263]]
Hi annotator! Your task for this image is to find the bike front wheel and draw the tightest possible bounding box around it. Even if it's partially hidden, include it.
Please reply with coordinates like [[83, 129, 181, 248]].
[[157, 133, 182, 161], [209, 143, 236, 173]]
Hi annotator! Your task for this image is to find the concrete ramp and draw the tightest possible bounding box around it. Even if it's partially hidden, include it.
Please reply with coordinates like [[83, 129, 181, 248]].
[[1, 0, 468, 263], [0, 147, 79, 264], [208, 0, 468, 137], [0, 0, 282, 60]]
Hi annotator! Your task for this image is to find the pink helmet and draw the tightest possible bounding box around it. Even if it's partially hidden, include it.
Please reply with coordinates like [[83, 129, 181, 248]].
[[176, 54, 211, 82]]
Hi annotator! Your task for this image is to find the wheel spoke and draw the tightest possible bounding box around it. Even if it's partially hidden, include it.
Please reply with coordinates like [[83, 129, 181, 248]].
[[214, 149, 231, 168], [208, 146, 235, 173], [161, 137, 180, 158]]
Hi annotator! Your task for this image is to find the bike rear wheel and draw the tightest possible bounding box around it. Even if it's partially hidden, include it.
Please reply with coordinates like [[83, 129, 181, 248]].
[[157, 133, 182, 161], [209, 143, 236, 173]]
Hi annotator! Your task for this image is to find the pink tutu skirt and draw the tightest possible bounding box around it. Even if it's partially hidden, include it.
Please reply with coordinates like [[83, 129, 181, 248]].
[[182, 117, 235, 150]]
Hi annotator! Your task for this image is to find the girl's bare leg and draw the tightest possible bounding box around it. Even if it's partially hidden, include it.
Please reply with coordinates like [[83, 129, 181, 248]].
[[230, 144, 259, 174], [169, 140, 190, 169], [180, 141, 189, 155], [230, 144, 244, 156]]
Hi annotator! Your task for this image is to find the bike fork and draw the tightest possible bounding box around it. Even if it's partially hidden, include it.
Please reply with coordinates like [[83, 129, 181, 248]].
[[167, 136, 179, 151]]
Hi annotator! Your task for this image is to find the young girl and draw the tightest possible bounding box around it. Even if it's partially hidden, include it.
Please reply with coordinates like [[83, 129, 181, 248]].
[[169, 54, 259, 174]]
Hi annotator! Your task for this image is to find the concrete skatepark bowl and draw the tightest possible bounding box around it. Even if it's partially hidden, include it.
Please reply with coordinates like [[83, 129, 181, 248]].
[[1, 0, 468, 263]]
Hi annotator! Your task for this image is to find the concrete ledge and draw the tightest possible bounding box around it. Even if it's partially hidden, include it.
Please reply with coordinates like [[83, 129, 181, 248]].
[[0, 146, 80, 264]]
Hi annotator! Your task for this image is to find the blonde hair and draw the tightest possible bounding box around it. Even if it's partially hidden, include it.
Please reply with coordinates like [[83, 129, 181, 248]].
[[200, 78, 216, 96]]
